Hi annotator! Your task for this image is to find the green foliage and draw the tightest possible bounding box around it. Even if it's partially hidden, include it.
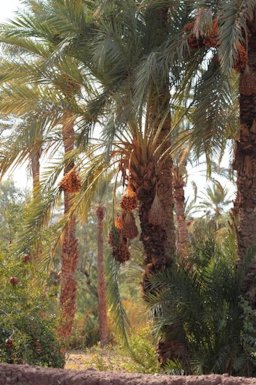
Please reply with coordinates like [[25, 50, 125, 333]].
[[106, 252, 131, 345], [66, 326, 159, 374], [0, 180, 26, 252], [0, 253, 65, 367], [0, 181, 64, 367], [148, 240, 256, 376], [122, 326, 159, 374]]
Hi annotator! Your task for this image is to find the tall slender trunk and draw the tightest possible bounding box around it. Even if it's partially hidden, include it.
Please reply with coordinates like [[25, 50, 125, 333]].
[[31, 148, 41, 198], [96, 205, 108, 346], [31, 147, 42, 260], [233, 13, 256, 303], [58, 113, 79, 340], [173, 167, 189, 264]]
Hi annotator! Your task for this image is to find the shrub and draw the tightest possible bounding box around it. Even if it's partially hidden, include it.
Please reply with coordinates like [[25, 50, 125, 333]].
[[121, 325, 160, 374], [0, 253, 65, 368]]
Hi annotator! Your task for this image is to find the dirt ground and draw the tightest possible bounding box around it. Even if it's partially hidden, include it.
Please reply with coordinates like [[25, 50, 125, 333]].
[[1, 363, 256, 385], [65, 349, 135, 372], [65, 351, 91, 370]]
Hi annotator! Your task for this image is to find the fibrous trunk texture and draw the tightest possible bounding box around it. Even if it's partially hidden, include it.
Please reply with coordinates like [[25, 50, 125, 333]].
[[0, 364, 253, 385], [138, 8, 176, 286], [132, 7, 186, 368], [173, 167, 189, 265], [58, 113, 79, 340], [137, 85, 176, 288], [96, 205, 108, 346], [233, 13, 256, 305]]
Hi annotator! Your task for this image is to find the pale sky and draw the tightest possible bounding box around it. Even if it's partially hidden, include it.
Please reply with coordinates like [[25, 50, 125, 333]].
[[0, 0, 20, 22], [1, 1, 29, 189]]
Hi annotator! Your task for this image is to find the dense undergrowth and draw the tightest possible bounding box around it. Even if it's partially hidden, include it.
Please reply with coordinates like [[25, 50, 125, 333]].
[[0, 252, 65, 367]]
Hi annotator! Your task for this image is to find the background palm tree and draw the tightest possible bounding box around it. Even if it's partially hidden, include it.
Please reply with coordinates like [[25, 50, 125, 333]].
[[179, 3, 256, 259], [0, 8, 89, 338], [196, 180, 233, 230]]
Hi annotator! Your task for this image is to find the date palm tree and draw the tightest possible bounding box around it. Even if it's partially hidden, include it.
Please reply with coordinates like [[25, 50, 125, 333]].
[[171, 3, 256, 254], [0, 0, 186, 358], [0, 17, 88, 338], [197, 180, 233, 229], [94, 179, 112, 346], [172, 2, 256, 305]]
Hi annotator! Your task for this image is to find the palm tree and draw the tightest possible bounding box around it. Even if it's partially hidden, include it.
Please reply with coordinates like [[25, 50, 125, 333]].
[[170, 2, 256, 306], [173, 166, 189, 261], [196, 180, 233, 229], [94, 179, 112, 346], [0, 0, 193, 360], [171, 134, 191, 266], [0, 9, 88, 338], [178, 4, 256, 257], [95, 204, 108, 346], [0, 84, 62, 260]]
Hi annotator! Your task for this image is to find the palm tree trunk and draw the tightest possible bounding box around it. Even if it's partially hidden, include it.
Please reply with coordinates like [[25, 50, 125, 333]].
[[140, 7, 176, 269], [96, 205, 108, 346], [58, 113, 79, 340], [31, 148, 42, 260], [173, 167, 189, 264], [31, 148, 41, 198], [135, 82, 176, 288], [133, 84, 190, 371], [233, 15, 256, 303], [131, 7, 191, 369]]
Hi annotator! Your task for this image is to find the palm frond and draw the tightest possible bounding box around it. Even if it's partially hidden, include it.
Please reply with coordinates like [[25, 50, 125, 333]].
[[106, 252, 130, 345]]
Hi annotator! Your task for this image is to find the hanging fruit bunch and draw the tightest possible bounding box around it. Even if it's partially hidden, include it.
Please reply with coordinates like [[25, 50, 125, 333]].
[[108, 180, 139, 264], [59, 167, 81, 193], [9, 276, 19, 286], [22, 254, 31, 263], [114, 213, 123, 231], [120, 183, 138, 211], [5, 338, 14, 350], [108, 222, 131, 263], [185, 17, 248, 73], [184, 21, 205, 49], [112, 239, 131, 264], [108, 219, 121, 250], [122, 210, 139, 240], [184, 17, 219, 49]]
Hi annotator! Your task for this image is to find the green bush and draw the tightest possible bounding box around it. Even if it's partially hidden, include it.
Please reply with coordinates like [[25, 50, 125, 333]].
[[121, 326, 160, 374], [0, 253, 65, 368], [0, 312, 65, 367]]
